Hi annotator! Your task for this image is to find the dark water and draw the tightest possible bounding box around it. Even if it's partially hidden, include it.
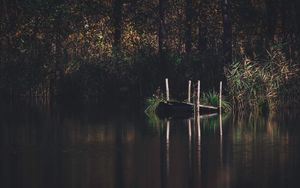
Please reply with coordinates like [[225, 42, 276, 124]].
[[0, 101, 300, 188]]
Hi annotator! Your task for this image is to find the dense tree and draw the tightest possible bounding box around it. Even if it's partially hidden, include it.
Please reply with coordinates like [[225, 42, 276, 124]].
[[158, 0, 166, 55], [0, 0, 299, 101], [113, 0, 123, 54], [221, 0, 232, 65], [185, 0, 192, 54]]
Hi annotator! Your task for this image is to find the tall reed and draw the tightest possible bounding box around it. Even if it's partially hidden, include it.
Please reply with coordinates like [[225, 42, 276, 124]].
[[226, 45, 299, 112]]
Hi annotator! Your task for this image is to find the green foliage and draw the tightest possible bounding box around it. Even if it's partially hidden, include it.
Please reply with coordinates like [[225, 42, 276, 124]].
[[144, 96, 164, 115], [202, 91, 219, 107], [201, 91, 232, 112]]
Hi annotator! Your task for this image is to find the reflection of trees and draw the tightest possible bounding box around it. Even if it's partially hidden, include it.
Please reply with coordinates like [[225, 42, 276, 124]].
[[0, 103, 140, 188], [232, 113, 283, 145], [1, 102, 299, 188], [230, 112, 297, 187]]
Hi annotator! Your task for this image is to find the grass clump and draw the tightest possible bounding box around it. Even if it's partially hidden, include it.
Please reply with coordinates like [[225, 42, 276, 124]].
[[201, 90, 231, 112], [144, 95, 164, 114]]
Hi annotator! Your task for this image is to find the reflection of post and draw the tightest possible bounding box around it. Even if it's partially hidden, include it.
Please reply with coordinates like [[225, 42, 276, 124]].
[[160, 121, 166, 188], [188, 119, 192, 140], [196, 112, 201, 173], [219, 81, 223, 136], [166, 120, 170, 142], [188, 118, 192, 176], [166, 120, 170, 175], [219, 113, 223, 166]]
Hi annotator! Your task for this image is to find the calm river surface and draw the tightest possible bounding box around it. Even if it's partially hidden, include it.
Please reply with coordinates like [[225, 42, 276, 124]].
[[0, 101, 300, 188]]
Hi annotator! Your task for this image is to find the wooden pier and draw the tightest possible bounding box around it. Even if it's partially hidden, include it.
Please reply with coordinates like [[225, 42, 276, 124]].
[[156, 78, 222, 118]]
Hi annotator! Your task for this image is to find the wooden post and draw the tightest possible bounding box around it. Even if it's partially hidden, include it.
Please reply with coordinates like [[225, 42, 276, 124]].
[[188, 80, 191, 103], [219, 81, 222, 113], [165, 78, 170, 101], [197, 80, 200, 112]]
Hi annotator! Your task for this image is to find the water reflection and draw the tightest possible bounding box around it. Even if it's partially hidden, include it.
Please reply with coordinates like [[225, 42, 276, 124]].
[[196, 113, 201, 176], [0, 101, 300, 188], [166, 120, 170, 177], [156, 112, 225, 188], [188, 118, 192, 175]]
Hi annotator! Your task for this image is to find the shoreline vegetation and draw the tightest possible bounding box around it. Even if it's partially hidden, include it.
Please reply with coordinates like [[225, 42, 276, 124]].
[[1, 1, 299, 112], [226, 44, 300, 113]]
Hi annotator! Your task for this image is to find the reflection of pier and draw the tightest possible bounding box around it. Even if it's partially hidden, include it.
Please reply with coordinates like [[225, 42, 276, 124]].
[[160, 112, 223, 188]]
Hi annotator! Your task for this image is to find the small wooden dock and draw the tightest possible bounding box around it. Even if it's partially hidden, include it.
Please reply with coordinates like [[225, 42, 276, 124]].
[[156, 78, 222, 118]]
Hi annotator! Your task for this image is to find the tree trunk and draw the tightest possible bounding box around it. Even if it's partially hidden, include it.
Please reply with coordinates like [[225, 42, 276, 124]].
[[280, 0, 286, 37], [295, 0, 300, 41], [113, 0, 123, 54], [221, 0, 232, 65], [197, 21, 207, 53], [159, 0, 167, 77], [265, 0, 278, 42], [197, 0, 207, 53], [185, 0, 192, 54], [159, 0, 166, 55], [1, 0, 8, 62]]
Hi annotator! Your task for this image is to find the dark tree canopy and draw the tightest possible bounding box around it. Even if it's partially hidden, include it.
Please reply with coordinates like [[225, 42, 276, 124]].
[[0, 0, 299, 101]]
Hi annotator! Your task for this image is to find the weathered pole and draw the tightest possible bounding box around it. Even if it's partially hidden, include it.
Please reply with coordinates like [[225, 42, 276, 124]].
[[221, 0, 232, 65], [165, 78, 169, 101], [188, 80, 191, 103], [219, 81, 222, 112], [197, 80, 200, 112], [219, 81, 223, 136]]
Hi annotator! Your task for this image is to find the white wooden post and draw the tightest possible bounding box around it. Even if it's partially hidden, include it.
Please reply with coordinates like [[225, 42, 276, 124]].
[[165, 78, 170, 101], [188, 80, 191, 103], [219, 81, 222, 113], [197, 80, 200, 112]]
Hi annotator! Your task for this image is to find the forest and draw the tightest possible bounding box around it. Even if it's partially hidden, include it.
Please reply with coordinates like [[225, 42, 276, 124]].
[[1, 0, 300, 110]]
